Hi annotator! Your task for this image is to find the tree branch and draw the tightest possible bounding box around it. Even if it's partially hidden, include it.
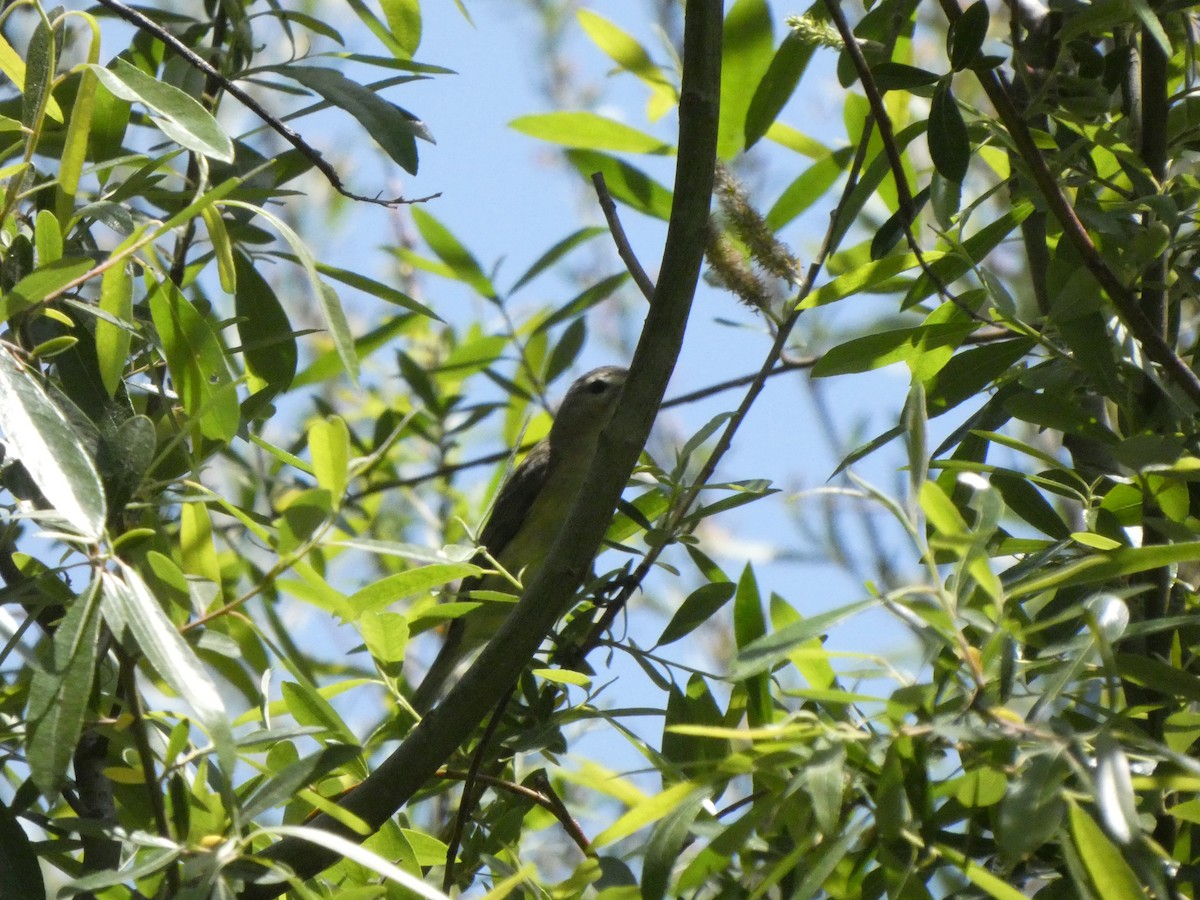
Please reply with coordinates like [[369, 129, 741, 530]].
[[236, 1, 722, 893]]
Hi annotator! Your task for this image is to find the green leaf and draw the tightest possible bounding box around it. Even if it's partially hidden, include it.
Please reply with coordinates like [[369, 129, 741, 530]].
[[227, 200, 359, 383], [0, 256, 94, 322], [233, 250, 297, 396], [812, 322, 974, 377], [96, 262, 134, 398], [745, 31, 813, 150], [662, 675, 731, 775], [0, 348, 106, 538], [280, 681, 359, 746], [801, 251, 942, 309], [314, 259, 440, 320], [27, 579, 102, 794], [657, 582, 736, 647], [309, 416, 350, 502], [577, 9, 676, 109], [511, 112, 673, 154], [101, 565, 237, 783], [948, 1, 990, 71], [1008, 541, 1200, 598], [929, 79, 969, 182], [148, 278, 239, 444], [719, 0, 774, 159], [34, 209, 61, 264], [242, 743, 362, 822], [89, 60, 234, 162], [565, 150, 674, 220], [871, 62, 941, 91], [511, 227, 607, 293], [1067, 801, 1144, 900], [283, 66, 425, 174], [924, 338, 1033, 417], [380, 0, 421, 57], [765, 149, 850, 230], [348, 563, 481, 618], [0, 796, 44, 899], [411, 207, 495, 298], [358, 611, 410, 668], [733, 564, 771, 726], [729, 599, 873, 680], [641, 790, 707, 900]]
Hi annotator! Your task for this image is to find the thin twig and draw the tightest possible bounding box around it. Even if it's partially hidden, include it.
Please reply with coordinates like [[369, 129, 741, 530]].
[[436, 767, 592, 853], [592, 173, 656, 302], [92, 0, 428, 207], [442, 689, 512, 890], [823, 0, 985, 324]]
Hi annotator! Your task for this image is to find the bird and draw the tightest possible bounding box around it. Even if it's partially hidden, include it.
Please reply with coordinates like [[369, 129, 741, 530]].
[[411, 365, 628, 712]]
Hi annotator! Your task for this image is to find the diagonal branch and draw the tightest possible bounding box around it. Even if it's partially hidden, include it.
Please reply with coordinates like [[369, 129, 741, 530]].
[[236, 2, 722, 894]]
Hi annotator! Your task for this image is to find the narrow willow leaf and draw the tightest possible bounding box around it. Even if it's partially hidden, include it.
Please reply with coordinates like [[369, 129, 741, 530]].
[[718, 0, 774, 159], [0, 257, 94, 322], [309, 416, 350, 502], [242, 744, 361, 822], [56, 30, 100, 222], [1067, 802, 1144, 900], [592, 781, 700, 848], [730, 599, 873, 680], [201, 206, 236, 294], [180, 500, 221, 589], [929, 79, 969, 182], [411, 207, 495, 297], [0, 348, 105, 538], [380, 0, 421, 57], [657, 582, 736, 647], [34, 209, 61, 264], [347, 563, 481, 618], [0, 796, 44, 898], [284, 66, 424, 174], [511, 226, 607, 294], [642, 790, 707, 900], [95, 262, 133, 398], [27, 579, 102, 794], [233, 250, 297, 396], [801, 252, 943, 309], [224, 200, 359, 383], [100, 565, 236, 783], [88, 59, 234, 162], [511, 111, 673, 155], [745, 31, 813, 150], [147, 278, 239, 444], [948, 1, 989, 71], [565, 150, 674, 220]]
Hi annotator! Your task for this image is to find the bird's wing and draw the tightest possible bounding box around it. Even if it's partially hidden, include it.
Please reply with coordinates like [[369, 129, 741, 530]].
[[412, 440, 553, 712], [476, 439, 552, 557]]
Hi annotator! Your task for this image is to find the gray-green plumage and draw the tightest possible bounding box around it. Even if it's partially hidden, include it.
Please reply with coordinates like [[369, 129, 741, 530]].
[[412, 366, 627, 712]]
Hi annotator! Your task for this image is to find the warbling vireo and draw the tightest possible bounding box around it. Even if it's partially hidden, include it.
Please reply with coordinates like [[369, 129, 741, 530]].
[[412, 365, 628, 711]]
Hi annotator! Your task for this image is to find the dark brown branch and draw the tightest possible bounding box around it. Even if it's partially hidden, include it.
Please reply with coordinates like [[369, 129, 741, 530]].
[[92, 0, 424, 207], [592, 173, 656, 302]]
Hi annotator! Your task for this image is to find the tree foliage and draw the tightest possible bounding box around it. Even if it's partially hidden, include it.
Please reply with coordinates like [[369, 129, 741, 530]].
[[2, 0, 1200, 898]]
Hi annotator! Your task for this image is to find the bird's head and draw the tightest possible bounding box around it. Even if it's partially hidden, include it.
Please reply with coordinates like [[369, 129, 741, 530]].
[[548, 366, 628, 454]]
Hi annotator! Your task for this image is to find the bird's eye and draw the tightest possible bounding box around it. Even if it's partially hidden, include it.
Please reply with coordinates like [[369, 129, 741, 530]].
[[587, 380, 609, 395]]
